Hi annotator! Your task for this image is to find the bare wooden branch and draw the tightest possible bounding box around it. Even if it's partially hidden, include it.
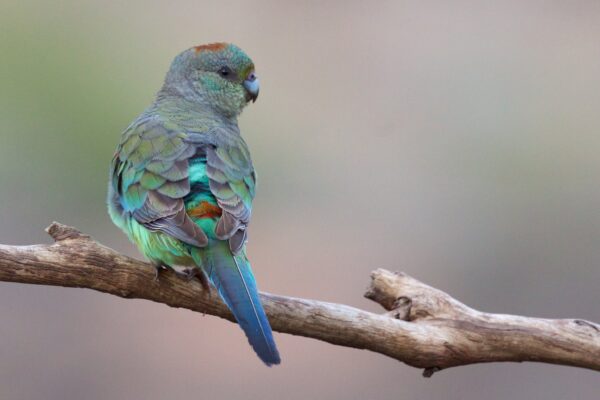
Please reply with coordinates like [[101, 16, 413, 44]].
[[0, 222, 599, 376]]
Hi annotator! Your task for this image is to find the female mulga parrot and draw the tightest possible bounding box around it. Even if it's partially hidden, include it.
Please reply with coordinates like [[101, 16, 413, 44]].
[[107, 43, 280, 366]]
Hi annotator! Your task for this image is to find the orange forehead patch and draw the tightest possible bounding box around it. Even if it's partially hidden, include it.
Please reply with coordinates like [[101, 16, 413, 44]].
[[193, 43, 228, 53], [188, 201, 223, 219]]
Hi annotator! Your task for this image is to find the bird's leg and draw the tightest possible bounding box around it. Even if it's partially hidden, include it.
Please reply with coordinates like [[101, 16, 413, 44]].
[[152, 262, 169, 282]]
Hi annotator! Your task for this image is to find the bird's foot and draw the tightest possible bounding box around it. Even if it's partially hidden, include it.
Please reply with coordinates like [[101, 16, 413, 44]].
[[172, 268, 196, 281], [152, 262, 170, 282], [179, 268, 211, 292], [153, 262, 211, 292]]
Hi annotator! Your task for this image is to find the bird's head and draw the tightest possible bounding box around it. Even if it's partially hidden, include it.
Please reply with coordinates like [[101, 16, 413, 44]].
[[161, 43, 259, 118]]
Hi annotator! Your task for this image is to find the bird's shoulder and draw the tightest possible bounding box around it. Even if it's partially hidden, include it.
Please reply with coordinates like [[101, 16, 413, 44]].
[[114, 110, 255, 180]]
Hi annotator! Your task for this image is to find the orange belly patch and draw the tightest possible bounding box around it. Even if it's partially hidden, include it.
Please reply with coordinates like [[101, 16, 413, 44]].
[[187, 201, 222, 219]]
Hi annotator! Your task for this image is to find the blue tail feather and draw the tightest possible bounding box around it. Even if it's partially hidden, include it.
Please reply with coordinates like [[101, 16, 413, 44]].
[[195, 240, 280, 366]]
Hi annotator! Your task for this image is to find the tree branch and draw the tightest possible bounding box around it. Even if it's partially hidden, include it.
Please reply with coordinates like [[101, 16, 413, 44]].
[[0, 222, 598, 376]]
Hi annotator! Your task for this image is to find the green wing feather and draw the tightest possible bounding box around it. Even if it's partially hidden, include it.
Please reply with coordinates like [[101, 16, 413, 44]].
[[109, 116, 207, 247], [205, 137, 256, 254]]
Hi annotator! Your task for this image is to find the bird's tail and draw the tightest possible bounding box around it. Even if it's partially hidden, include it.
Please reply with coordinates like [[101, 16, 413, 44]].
[[192, 240, 280, 366]]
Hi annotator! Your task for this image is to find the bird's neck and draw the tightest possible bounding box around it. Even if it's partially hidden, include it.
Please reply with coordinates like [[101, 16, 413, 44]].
[[153, 90, 239, 133]]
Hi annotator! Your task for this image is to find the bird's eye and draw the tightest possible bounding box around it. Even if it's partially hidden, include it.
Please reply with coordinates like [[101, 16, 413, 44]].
[[218, 66, 232, 77]]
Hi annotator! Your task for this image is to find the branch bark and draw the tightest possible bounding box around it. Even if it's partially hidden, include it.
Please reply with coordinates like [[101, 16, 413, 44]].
[[0, 222, 598, 376]]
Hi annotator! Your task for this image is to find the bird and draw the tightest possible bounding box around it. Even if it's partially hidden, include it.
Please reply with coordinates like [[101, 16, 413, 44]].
[[107, 43, 280, 366]]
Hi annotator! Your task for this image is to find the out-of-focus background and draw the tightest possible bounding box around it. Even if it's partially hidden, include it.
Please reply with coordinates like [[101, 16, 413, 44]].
[[1, 1, 599, 399]]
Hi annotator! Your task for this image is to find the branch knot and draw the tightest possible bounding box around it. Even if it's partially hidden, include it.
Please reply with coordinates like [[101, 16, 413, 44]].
[[45, 222, 90, 241]]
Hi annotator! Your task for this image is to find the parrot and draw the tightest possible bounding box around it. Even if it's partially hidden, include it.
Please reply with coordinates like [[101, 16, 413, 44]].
[[107, 43, 280, 366]]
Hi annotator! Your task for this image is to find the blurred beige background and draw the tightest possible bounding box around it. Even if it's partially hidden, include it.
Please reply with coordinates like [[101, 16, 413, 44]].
[[1, 1, 599, 399]]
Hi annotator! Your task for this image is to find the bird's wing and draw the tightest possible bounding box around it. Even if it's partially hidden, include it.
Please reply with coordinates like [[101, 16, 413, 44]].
[[205, 137, 256, 254], [110, 116, 208, 247]]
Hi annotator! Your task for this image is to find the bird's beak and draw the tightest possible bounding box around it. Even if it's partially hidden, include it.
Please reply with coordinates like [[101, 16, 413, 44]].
[[243, 71, 259, 103]]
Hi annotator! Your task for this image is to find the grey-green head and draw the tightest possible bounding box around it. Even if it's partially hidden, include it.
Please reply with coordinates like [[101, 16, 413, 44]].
[[160, 43, 259, 118]]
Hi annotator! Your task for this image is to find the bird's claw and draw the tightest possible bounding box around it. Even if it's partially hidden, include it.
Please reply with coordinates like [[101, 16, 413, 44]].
[[153, 263, 169, 282], [179, 268, 211, 292], [152, 263, 210, 293]]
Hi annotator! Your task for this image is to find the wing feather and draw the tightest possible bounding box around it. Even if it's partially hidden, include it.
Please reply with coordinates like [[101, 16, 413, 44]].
[[110, 117, 208, 247], [205, 139, 256, 253]]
